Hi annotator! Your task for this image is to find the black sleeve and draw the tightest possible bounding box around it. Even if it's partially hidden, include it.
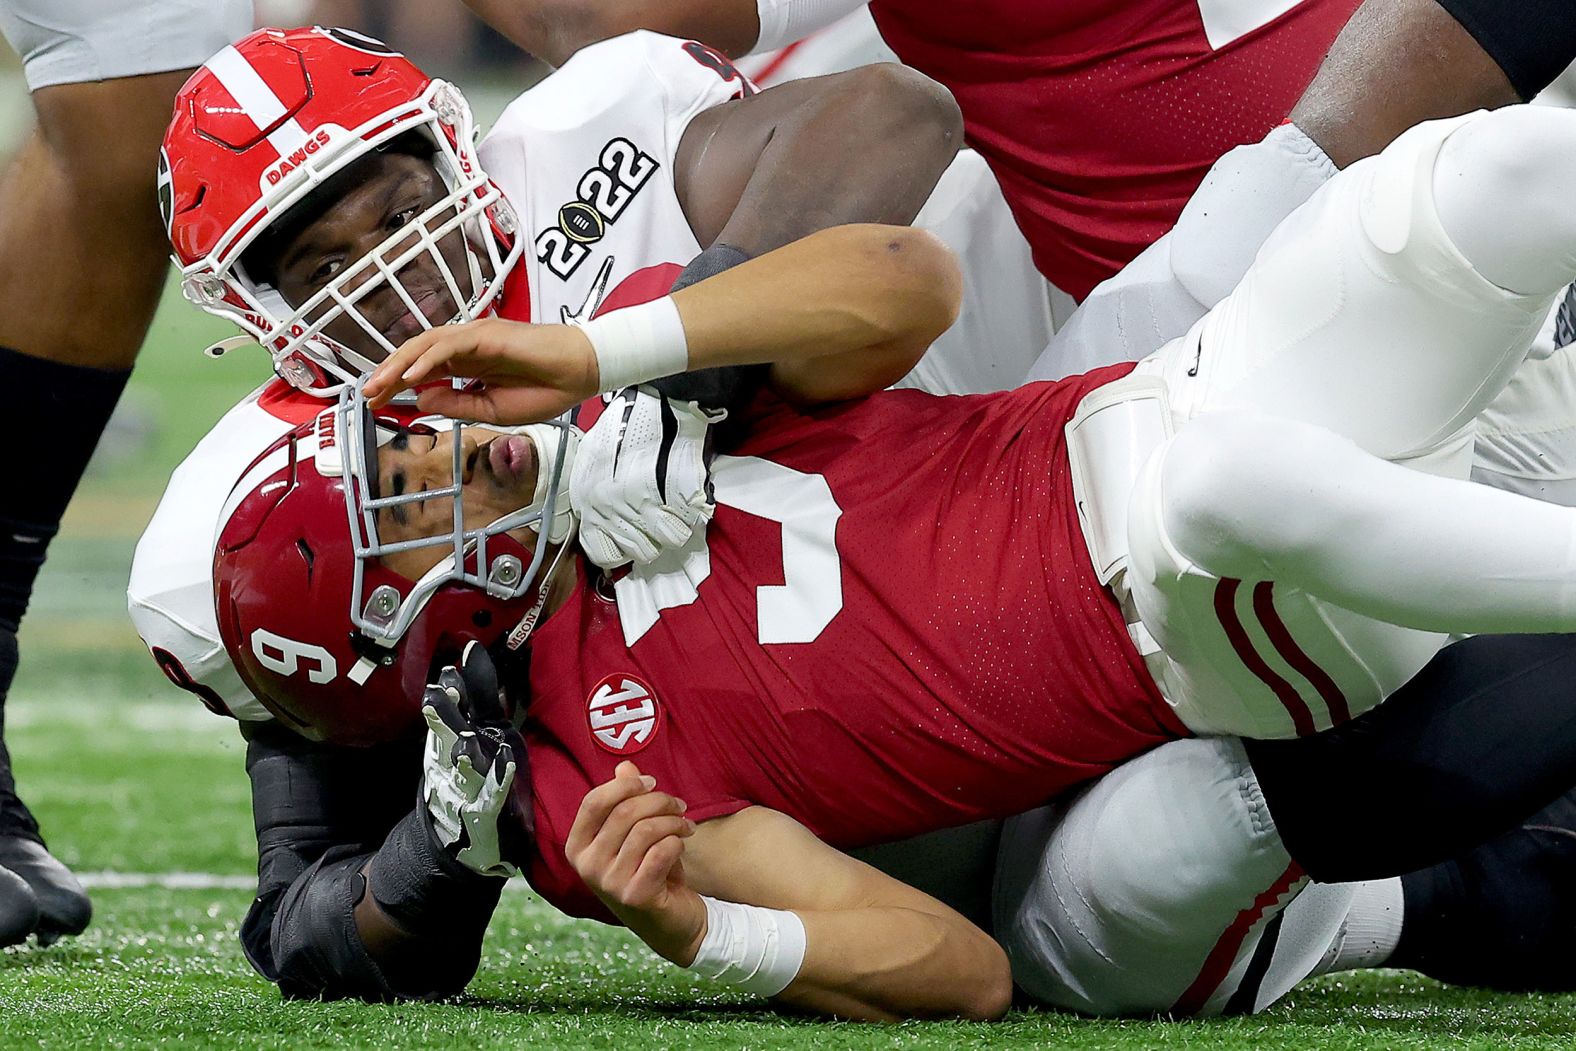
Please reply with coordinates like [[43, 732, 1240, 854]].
[[1246, 633, 1576, 883], [647, 244, 767, 412], [1434, 0, 1576, 100], [238, 721, 503, 1001]]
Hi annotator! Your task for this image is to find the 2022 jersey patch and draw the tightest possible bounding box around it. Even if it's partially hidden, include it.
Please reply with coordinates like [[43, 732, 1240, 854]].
[[535, 138, 659, 280]]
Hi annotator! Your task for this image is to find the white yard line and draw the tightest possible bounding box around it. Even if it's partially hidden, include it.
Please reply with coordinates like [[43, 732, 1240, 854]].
[[76, 872, 535, 892], [77, 872, 256, 890]]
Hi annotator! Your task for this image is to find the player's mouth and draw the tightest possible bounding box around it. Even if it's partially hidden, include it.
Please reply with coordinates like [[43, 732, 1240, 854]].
[[380, 287, 453, 345], [484, 433, 536, 493]]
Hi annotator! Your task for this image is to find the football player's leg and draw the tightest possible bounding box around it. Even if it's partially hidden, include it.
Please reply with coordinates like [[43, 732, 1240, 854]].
[[1387, 788, 1576, 993], [1166, 105, 1576, 457], [1126, 407, 1576, 736], [1154, 410, 1576, 637], [1246, 632, 1576, 993], [0, 0, 251, 938], [994, 737, 1346, 1017]]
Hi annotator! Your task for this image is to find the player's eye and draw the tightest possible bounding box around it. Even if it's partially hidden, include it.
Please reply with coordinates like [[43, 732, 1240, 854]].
[[387, 205, 421, 232], [308, 258, 344, 285]]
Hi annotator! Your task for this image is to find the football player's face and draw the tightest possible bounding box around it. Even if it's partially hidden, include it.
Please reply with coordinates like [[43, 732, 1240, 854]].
[[372, 423, 546, 582], [270, 154, 480, 361]]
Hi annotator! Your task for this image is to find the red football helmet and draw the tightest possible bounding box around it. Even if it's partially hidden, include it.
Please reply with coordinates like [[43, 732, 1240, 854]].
[[214, 385, 579, 745], [161, 26, 522, 395]]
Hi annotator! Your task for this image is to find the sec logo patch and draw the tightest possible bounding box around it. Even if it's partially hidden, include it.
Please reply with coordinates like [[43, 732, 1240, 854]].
[[587, 673, 661, 755]]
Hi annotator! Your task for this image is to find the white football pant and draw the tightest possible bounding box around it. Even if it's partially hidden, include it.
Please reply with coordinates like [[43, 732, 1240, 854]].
[[1126, 107, 1576, 740]]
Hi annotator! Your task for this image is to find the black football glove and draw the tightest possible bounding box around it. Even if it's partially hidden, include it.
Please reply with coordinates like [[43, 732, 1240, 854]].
[[420, 642, 531, 876]]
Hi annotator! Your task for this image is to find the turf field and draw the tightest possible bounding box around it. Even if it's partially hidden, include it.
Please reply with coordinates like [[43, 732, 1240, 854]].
[[3, 81, 1576, 1051]]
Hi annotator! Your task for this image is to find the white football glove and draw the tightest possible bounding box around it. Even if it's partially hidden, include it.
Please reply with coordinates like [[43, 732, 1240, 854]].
[[420, 644, 520, 878], [571, 386, 726, 570]]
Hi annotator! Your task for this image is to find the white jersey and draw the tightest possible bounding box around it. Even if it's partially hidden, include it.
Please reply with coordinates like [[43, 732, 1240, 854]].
[[129, 382, 316, 722], [484, 31, 745, 327], [128, 32, 750, 719]]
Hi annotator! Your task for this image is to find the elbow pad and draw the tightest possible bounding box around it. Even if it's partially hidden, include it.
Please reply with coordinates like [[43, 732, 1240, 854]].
[[751, 0, 868, 54], [1435, 0, 1576, 101]]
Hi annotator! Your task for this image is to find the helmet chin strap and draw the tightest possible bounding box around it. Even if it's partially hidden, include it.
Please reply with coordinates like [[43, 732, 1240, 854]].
[[504, 532, 574, 651], [497, 426, 580, 650]]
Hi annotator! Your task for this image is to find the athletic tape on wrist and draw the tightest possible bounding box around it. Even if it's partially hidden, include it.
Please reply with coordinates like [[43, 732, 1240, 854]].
[[578, 296, 689, 393], [688, 895, 807, 997]]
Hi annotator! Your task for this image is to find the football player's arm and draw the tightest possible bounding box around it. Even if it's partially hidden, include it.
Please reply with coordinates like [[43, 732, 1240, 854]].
[[365, 223, 962, 417], [241, 721, 505, 1001], [671, 62, 961, 265], [566, 764, 1011, 1021], [1290, 0, 1525, 169], [463, 0, 865, 67]]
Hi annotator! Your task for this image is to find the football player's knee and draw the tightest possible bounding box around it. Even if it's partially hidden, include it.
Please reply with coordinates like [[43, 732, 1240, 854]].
[[1440, 106, 1576, 200], [1079, 740, 1283, 933], [1157, 412, 1303, 577], [1433, 107, 1576, 296]]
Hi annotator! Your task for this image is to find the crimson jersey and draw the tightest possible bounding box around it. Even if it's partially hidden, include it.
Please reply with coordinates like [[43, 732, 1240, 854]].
[[868, 0, 1360, 300], [522, 365, 1187, 921]]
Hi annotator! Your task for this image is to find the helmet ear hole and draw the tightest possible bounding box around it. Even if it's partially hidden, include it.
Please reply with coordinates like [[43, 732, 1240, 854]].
[[472, 610, 492, 628]]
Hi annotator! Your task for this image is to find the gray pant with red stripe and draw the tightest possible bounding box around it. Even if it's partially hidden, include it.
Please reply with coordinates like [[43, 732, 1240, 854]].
[[994, 737, 1363, 1016]]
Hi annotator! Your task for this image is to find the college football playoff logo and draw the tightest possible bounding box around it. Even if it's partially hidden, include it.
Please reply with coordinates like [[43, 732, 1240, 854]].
[[586, 673, 661, 755]]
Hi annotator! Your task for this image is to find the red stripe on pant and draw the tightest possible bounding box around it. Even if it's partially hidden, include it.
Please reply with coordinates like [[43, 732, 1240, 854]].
[[1171, 860, 1307, 1017], [1213, 579, 1317, 736], [1252, 581, 1351, 726]]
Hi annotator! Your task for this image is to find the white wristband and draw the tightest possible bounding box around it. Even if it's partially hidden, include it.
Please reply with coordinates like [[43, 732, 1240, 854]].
[[577, 296, 689, 393], [688, 895, 807, 997]]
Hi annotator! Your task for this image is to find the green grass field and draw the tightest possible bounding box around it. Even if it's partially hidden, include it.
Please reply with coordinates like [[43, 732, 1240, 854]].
[[2, 90, 1574, 1044]]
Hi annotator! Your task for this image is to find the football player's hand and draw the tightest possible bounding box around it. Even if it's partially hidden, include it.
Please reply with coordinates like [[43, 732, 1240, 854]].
[[364, 317, 599, 421], [565, 760, 704, 965], [421, 642, 522, 877], [572, 388, 724, 569]]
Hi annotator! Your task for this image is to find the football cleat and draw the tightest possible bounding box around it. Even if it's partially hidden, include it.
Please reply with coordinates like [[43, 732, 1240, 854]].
[[0, 862, 39, 947], [0, 837, 90, 943]]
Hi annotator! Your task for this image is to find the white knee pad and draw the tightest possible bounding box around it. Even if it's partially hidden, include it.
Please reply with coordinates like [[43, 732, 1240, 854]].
[[993, 738, 1319, 1016], [1151, 411, 1307, 580]]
